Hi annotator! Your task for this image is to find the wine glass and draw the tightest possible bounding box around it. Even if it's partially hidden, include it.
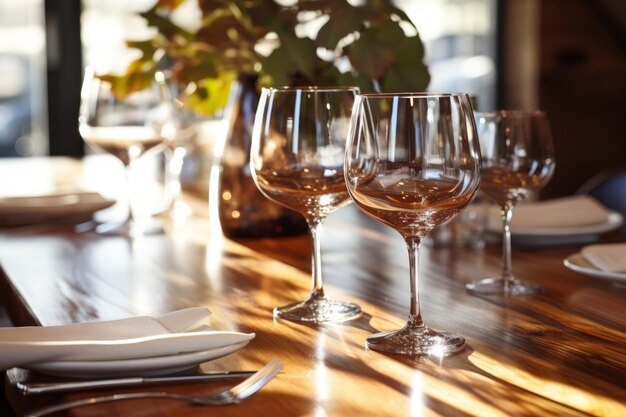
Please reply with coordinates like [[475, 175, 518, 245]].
[[161, 76, 237, 218], [250, 86, 362, 323], [465, 111, 555, 295], [79, 67, 176, 236], [345, 92, 481, 355]]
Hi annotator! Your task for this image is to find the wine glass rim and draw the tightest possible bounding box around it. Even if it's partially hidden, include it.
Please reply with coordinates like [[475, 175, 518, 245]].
[[359, 92, 469, 98], [264, 86, 360, 93], [475, 110, 547, 117]]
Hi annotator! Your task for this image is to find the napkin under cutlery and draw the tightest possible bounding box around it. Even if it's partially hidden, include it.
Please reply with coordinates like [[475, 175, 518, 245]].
[[581, 243, 626, 273], [0, 308, 254, 371]]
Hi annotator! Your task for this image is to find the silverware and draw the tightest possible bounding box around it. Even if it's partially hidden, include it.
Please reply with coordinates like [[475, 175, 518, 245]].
[[25, 359, 283, 416], [18, 371, 257, 395]]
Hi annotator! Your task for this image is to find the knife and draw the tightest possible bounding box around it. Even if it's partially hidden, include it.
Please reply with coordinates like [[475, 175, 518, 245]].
[[17, 371, 257, 395]]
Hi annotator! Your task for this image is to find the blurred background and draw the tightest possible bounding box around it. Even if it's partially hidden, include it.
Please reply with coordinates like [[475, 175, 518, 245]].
[[0, 0, 624, 198]]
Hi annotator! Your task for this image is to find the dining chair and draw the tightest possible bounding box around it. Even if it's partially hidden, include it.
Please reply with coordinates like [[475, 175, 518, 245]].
[[577, 167, 626, 233]]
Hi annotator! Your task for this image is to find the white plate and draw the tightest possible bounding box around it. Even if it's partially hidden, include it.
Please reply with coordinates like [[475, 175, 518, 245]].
[[488, 212, 623, 246], [27, 341, 250, 378], [1, 330, 255, 365], [564, 253, 626, 284], [0, 192, 115, 226], [508, 212, 623, 237]]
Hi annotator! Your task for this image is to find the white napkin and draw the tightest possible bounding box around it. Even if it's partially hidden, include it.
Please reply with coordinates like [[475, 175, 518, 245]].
[[581, 244, 626, 273], [488, 195, 612, 231], [0, 308, 255, 371]]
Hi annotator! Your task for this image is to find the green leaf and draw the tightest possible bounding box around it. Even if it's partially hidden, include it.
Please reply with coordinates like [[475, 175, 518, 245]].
[[349, 30, 395, 80], [365, 3, 417, 29], [334, 71, 375, 93], [98, 69, 157, 99], [243, 0, 284, 29], [284, 37, 317, 78], [196, 14, 257, 49], [140, 7, 193, 41], [315, 4, 361, 49], [350, 5, 382, 22], [381, 36, 430, 92], [294, 0, 332, 12], [386, 5, 416, 29], [371, 19, 406, 46], [260, 46, 294, 87], [171, 53, 221, 85], [125, 39, 158, 59], [183, 72, 236, 116], [155, 0, 186, 10], [197, 0, 230, 15]]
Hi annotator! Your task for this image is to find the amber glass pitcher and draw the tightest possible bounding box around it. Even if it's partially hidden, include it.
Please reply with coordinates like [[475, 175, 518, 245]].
[[217, 75, 307, 238]]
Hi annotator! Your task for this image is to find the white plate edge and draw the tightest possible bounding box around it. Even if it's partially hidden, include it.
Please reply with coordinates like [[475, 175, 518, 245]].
[[511, 212, 623, 237], [563, 252, 626, 283], [28, 341, 250, 375]]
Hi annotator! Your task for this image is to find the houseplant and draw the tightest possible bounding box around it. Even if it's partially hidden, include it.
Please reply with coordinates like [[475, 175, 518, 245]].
[[105, 0, 430, 112], [105, 0, 431, 237]]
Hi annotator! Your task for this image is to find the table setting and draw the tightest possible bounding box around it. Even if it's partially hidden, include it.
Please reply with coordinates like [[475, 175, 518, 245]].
[[485, 195, 623, 247], [0, 0, 626, 417], [1, 73, 625, 417], [0, 305, 277, 416], [564, 243, 626, 285], [0, 87, 625, 416], [0, 308, 254, 378]]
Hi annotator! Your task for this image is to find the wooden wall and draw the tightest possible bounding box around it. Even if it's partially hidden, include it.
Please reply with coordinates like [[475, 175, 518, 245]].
[[501, 0, 626, 198]]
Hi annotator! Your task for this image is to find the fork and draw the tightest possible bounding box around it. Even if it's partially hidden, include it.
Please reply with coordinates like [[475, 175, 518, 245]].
[[25, 359, 283, 417]]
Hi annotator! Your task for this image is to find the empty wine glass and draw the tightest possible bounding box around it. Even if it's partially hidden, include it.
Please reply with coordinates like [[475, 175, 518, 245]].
[[160, 76, 237, 219], [466, 111, 555, 295], [79, 67, 176, 236], [345, 92, 481, 355], [250, 86, 361, 323]]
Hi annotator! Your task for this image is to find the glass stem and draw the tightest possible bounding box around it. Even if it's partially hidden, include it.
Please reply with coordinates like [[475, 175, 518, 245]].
[[406, 238, 425, 327], [500, 202, 515, 289], [125, 162, 137, 224], [166, 146, 185, 207], [308, 220, 325, 299]]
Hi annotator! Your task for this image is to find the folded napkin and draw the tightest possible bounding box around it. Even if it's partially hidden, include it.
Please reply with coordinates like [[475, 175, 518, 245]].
[[0, 308, 254, 371], [488, 195, 612, 231], [0, 192, 115, 227], [581, 244, 626, 273]]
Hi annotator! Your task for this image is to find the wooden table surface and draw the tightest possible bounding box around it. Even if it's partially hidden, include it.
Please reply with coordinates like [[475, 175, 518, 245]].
[[1, 157, 625, 417]]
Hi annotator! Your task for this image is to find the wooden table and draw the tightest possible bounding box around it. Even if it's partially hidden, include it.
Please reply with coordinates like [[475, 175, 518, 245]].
[[1, 157, 625, 417]]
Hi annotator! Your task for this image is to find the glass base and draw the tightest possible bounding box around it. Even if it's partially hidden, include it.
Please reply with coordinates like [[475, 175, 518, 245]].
[[366, 324, 465, 356], [465, 278, 543, 296], [80, 218, 164, 237], [274, 296, 361, 323]]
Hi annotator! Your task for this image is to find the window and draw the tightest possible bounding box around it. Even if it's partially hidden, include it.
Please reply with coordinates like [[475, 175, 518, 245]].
[[0, 0, 47, 156], [397, 0, 498, 110]]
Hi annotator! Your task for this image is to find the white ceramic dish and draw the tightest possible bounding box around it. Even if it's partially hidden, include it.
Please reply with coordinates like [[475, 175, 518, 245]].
[[27, 341, 250, 378], [487, 212, 623, 246], [0, 192, 115, 226], [563, 253, 626, 284], [1, 330, 255, 365], [0, 192, 114, 215]]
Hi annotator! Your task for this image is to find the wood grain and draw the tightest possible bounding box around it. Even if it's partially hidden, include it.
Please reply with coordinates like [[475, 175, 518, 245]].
[[1, 157, 625, 417]]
